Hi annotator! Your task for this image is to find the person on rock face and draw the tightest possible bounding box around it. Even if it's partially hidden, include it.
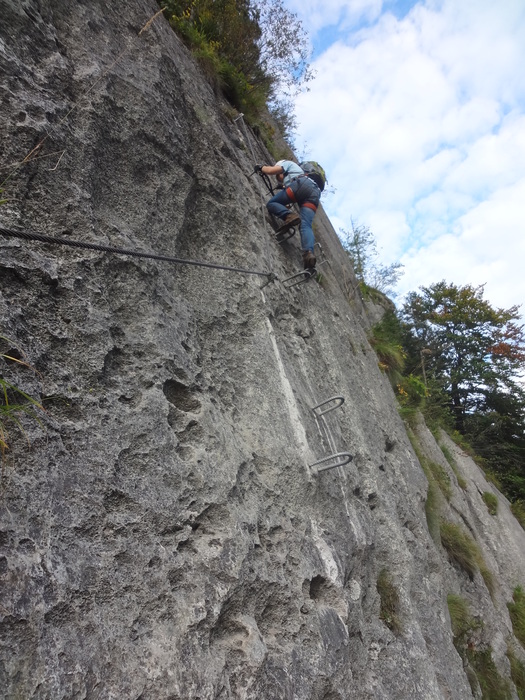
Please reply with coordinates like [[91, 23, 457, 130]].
[[255, 159, 319, 269]]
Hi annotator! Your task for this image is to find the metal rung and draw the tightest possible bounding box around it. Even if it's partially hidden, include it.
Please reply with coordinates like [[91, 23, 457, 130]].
[[282, 269, 316, 288], [311, 396, 345, 417], [276, 227, 296, 243], [310, 452, 353, 472], [314, 242, 327, 262], [313, 242, 331, 271]]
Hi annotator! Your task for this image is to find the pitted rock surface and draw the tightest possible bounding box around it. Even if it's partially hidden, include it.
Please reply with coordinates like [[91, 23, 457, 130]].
[[1, 2, 525, 699]]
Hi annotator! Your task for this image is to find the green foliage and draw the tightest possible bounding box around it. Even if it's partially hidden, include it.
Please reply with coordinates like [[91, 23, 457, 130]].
[[464, 391, 525, 501], [479, 562, 496, 600], [446, 596, 511, 700], [162, 0, 262, 116], [377, 568, 402, 634], [449, 428, 476, 455], [445, 410, 525, 507], [440, 521, 479, 578], [440, 521, 495, 597], [370, 328, 405, 381], [508, 586, 525, 649], [402, 281, 525, 432], [159, 0, 311, 125], [397, 374, 428, 413], [341, 222, 372, 283], [407, 429, 442, 541], [401, 282, 525, 506], [511, 501, 525, 531], [425, 479, 441, 544], [482, 491, 499, 515], [447, 594, 482, 647], [428, 460, 452, 501], [255, 0, 312, 99], [448, 430, 492, 475], [268, 98, 297, 146], [439, 442, 468, 489], [507, 646, 525, 700], [340, 222, 404, 297], [419, 378, 455, 433], [467, 647, 512, 699], [367, 310, 407, 388], [485, 469, 505, 491]]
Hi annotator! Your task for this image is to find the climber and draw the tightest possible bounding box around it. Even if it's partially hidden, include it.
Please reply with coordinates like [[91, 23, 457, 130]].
[[254, 160, 320, 270]]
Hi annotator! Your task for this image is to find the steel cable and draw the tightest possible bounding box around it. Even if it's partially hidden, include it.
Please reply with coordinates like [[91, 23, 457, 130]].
[[0, 227, 276, 281]]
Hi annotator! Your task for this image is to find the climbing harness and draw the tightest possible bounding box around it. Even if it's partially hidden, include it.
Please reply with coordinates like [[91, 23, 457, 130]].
[[252, 170, 301, 245], [237, 125, 330, 289], [284, 178, 319, 213], [0, 227, 276, 282]]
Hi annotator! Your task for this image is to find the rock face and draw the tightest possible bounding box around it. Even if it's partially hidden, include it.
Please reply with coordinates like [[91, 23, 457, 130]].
[[1, 2, 525, 699]]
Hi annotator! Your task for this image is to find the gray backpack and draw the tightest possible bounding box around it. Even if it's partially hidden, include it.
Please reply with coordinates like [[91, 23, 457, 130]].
[[299, 161, 327, 191]]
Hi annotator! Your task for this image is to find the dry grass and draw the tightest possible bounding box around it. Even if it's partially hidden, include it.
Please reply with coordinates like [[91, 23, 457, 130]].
[[1, 336, 43, 460], [377, 568, 402, 634], [508, 586, 525, 649], [440, 521, 495, 598], [482, 491, 499, 516]]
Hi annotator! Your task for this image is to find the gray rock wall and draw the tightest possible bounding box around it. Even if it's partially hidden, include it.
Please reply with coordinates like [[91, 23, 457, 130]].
[[1, 2, 524, 698]]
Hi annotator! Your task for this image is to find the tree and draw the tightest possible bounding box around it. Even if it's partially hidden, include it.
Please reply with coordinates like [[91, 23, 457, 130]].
[[402, 281, 525, 433], [160, 0, 312, 120], [464, 388, 525, 498], [340, 222, 404, 296], [254, 0, 313, 100]]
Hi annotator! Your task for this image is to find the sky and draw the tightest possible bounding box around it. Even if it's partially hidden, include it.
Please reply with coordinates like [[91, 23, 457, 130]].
[[282, 0, 525, 313]]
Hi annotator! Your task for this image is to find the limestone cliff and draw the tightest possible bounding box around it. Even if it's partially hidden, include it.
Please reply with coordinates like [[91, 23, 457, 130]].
[[1, 2, 525, 699]]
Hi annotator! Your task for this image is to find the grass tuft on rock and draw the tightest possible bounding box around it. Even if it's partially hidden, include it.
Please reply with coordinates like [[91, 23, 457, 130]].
[[507, 646, 525, 700], [467, 647, 512, 700], [440, 441, 468, 489], [447, 593, 480, 646], [508, 586, 525, 649], [511, 501, 525, 531], [428, 460, 452, 501], [482, 491, 498, 515], [440, 521, 495, 598], [407, 429, 444, 541], [440, 522, 479, 578], [448, 595, 511, 699], [377, 568, 402, 635]]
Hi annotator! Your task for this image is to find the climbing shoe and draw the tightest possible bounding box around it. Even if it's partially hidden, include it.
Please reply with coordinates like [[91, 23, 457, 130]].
[[276, 212, 301, 232], [302, 251, 317, 270]]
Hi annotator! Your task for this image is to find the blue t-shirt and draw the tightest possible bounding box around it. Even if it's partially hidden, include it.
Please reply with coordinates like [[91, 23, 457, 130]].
[[276, 160, 305, 187]]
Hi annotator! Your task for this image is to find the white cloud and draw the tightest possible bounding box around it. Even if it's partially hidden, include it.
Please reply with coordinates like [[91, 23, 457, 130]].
[[284, 0, 383, 33], [444, 112, 525, 195], [287, 0, 525, 312], [399, 178, 525, 309]]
